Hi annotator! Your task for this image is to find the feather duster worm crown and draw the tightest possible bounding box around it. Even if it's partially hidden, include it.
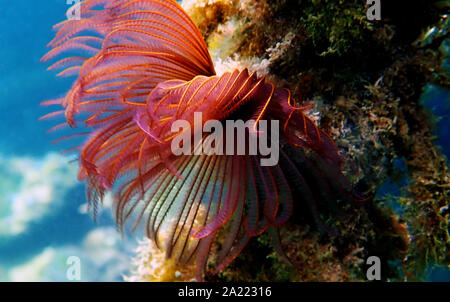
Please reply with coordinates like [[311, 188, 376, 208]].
[[42, 0, 363, 280]]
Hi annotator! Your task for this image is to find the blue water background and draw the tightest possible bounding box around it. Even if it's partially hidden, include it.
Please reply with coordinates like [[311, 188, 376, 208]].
[[0, 0, 126, 279]]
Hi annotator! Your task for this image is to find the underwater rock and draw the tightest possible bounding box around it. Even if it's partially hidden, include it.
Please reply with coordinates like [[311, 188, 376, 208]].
[[125, 238, 196, 282]]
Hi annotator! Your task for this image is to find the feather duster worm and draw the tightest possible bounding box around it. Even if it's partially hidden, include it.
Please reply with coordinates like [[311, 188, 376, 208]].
[[42, 0, 364, 280]]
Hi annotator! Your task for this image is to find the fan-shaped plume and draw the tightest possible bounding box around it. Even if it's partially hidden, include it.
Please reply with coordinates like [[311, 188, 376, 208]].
[[42, 0, 364, 280]]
